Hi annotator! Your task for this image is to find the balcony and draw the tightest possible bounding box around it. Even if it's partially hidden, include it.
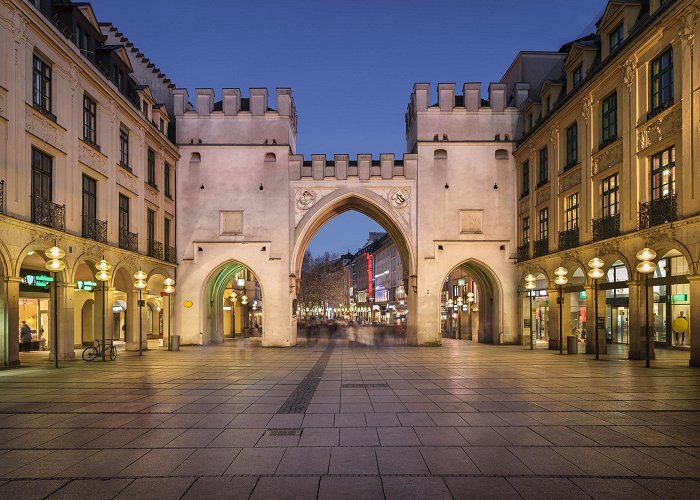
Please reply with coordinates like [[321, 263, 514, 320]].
[[119, 228, 139, 253], [639, 194, 677, 230], [558, 227, 579, 251], [148, 240, 163, 260], [516, 244, 530, 263], [592, 213, 620, 242], [0, 180, 4, 214], [533, 238, 549, 258], [165, 246, 177, 264], [31, 195, 65, 230], [82, 215, 107, 243]]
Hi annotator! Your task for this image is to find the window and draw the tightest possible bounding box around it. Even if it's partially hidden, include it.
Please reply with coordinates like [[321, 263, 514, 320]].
[[564, 193, 579, 230], [572, 64, 583, 87], [538, 208, 549, 240], [609, 23, 623, 53], [538, 147, 548, 185], [164, 217, 171, 253], [650, 48, 673, 113], [31, 148, 52, 202], [522, 161, 530, 196], [528, 113, 533, 131], [112, 64, 123, 92], [566, 122, 578, 168], [601, 92, 617, 145], [76, 24, 89, 57], [142, 100, 149, 118], [82, 94, 97, 145], [602, 173, 619, 218], [522, 217, 530, 245], [651, 146, 675, 200], [147, 209, 155, 245], [164, 162, 171, 198], [147, 149, 156, 188], [118, 194, 129, 233], [119, 127, 129, 167], [159, 118, 164, 133], [82, 175, 97, 236], [545, 96, 551, 114], [32, 54, 52, 115]]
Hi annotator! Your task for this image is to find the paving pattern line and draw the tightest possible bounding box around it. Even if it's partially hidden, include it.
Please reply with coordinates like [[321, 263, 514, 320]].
[[276, 341, 335, 414]]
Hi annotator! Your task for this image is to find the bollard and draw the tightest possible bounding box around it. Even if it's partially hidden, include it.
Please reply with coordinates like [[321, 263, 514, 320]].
[[567, 335, 578, 354]]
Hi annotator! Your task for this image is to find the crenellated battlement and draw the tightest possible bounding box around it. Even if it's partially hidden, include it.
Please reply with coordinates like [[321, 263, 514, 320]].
[[289, 153, 417, 181], [405, 82, 528, 152], [174, 88, 298, 151]]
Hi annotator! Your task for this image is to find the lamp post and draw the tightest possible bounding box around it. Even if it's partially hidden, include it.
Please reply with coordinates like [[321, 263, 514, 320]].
[[524, 274, 536, 350], [94, 258, 112, 362], [636, 248, 657, 368], [45, 244, 66, 369], [467, 291, 475, 340], [587, 257, 604, 360], [229, 291, 238, 340], [241, 294, 248, 337], [133, 270, 147, 356], [554, 267, 569, 355], [163, 278, 175, 350]]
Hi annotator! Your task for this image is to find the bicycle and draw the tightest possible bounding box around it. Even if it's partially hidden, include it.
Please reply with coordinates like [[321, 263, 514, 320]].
[[82, 339, 117, 361]]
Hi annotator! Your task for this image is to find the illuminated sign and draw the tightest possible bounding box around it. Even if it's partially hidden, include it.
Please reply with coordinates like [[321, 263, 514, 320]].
[[579, 291, 587, 299], [366, 253, 373, 301], [76, 280, 97, 291], [112, 305, 124, 313], [22, 274, 54, 288], [672, 294, 688, 302]]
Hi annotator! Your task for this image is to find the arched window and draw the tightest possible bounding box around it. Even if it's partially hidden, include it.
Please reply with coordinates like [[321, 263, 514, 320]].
[[264, 152, 276, 163], [495, 149, 509, 160], [434, 149, 447, 160], [189, 152, 201, 167]]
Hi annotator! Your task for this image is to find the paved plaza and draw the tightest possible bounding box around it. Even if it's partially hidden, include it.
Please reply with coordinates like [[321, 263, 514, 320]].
[[0, 339, 698, 499]]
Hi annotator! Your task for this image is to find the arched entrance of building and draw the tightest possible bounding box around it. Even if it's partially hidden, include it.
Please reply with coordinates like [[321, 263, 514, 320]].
[[291, 191, 416, 344], [202, 261, 263, 344], [440, 260, 501, 344], [652, 248, 691, 353]]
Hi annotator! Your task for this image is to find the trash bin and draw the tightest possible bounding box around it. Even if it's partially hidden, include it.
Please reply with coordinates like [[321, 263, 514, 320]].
[[170, 335, 180, 351], [567, 335, 578, 354]]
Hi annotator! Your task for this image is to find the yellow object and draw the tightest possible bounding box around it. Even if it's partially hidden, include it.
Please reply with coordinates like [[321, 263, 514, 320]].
[[672, 317, 689, 333], [183, 300, 193, 308]]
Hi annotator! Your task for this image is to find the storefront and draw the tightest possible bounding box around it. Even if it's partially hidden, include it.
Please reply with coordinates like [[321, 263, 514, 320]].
[[19, 269, 52, 351], [569, 290, 588, 340], [604, 262, 629, 345], [652, 252, 690, 348]]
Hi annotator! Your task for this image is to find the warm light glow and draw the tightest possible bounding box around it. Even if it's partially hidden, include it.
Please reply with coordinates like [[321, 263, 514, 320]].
[[95, 259, 112, 271], [467, 291, 475, 302], [554, 266, 568, 277], [554, 275, 568, 286], [163, 277, 175, 287], [241, 295, 249, 305], [45, 258, 65, 272], [164, 285, 175, 294], [457, 297, 464, 306], [525, 281, 536, 290], [45, 246, 65, 260], [587, 268, 604, 280], [447, 299, 453, 307], [636, 260, 657, 275], [636, 247, 657, 262], [524, 274, 536, 282], [229, 291, 238, 303], [27, 251, 35, 256], [134, 279, 147, 289], [134, 270, 147, 281], [95, 270, 111, 282], [588, 257, 604, 269], [237, 278, 245, 287]]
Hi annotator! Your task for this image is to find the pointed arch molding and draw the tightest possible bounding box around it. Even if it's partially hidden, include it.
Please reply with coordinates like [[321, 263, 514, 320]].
[[291, 187, 416, 279]]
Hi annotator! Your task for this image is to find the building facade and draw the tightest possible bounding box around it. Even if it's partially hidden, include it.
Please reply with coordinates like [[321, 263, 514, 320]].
[[0, 0, 178, 367], [511, 0, 700, 365]]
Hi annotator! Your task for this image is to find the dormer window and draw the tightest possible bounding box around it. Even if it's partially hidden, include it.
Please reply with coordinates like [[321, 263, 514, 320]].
[[112, 64, 124, 92], [76, 25, 89, 57], [572, 64, 583, 88], [609, 23, 623, 53], [528, 113, 533, 131], [142, 100, 149, 119], [159, 118, 164, 133], [545, 96, 551, 114]]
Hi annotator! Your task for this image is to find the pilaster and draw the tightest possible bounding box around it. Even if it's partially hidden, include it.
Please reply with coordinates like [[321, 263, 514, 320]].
[[688, 276, 700, 367]]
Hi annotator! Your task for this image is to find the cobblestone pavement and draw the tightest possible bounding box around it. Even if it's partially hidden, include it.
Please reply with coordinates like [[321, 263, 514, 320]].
[[0, 338, 698, 499]]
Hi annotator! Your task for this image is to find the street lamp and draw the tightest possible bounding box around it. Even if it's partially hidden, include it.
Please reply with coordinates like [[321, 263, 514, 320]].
[[636, 247, 657, 368], [94, 257, 112, 362], [241, 294, 248, 336], [467, 291, 475, 340], [554, 267, 569, 355], [133, 270, 147, 356], [587, 257, 604, 360], [163, 277, 175, 350], [44, 243, 66, 369], [524, 274, 536, 350], [229, 291, 238, 340]]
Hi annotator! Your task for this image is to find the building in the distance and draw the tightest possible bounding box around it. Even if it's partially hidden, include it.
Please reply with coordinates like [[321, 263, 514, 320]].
[[0, 0, 178, 367]]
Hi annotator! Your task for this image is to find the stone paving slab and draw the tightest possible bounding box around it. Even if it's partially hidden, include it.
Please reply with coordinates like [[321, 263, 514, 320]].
[[1, 340, 698, 498]]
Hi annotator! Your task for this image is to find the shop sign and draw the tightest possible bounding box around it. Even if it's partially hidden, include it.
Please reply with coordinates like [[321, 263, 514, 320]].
[[76, 280, 97, 291], [597, 316, 606, 330], [23, 274, 54, 287], [112, 305, 124, 313], [579, 291, 587, 299], [672, 293, 688, 302]]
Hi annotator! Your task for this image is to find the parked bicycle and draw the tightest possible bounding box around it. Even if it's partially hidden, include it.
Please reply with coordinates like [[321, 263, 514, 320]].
[[82, 339, 117, 361]]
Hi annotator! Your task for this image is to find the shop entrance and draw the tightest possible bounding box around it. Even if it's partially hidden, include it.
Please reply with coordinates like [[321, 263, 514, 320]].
[[609, 305, 629, 344]]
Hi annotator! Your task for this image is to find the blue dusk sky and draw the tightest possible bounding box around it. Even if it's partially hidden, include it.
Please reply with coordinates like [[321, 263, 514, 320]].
[[90, 0, 608, 255]]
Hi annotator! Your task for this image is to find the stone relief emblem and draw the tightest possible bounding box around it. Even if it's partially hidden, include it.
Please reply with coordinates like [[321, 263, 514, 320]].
[[296, 189, 316, 210], [637, 107, 681, 151], [389, 188, 409, 208], [623, 57, 637, 91], [592, 140, 622, 175], [25, 109, 66, 150]]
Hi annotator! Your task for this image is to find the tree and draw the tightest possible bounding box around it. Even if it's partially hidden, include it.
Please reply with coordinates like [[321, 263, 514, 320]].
[[298, 251, 349, 312]]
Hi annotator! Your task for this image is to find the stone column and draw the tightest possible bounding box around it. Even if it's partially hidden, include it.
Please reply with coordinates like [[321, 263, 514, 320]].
[[93, 283, 113, 349], [562, 291, 573, 351], [628, 278, 655, 361], [4, 278, 21, 368], [548, 287, 561, 350], [56, 283, 75, 360], [688, 276, 700, 367], [163, 294, 172, 347], [125, 289, 144, 351], [584, 284, 607, 355]]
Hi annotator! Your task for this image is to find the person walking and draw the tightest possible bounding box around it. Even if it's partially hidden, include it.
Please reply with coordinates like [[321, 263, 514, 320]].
[[20, 321, 32, 352]]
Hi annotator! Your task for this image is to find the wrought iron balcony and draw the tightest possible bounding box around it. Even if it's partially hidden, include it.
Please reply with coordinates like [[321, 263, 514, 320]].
[[82, 215, 107, 243], [148, 240, 163, 260], [119, 228, 139, 253], [533, 238, 549, 258], [0, 180, 4, 214], [592, 213, 620, 242], [516, 244, 530, 263], [31, 195, 65, 230], [558, 227, 579, 251], [165, 246, 177, 264], [639, 194, 677, 230]]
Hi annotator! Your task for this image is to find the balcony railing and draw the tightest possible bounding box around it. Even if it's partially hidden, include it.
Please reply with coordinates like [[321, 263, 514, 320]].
[[82, 215, 107, 243], [533, 238, 549, 258], [148, 240, 163, 260], [592, 213, 620, 242], [558, 227, 579, 251], [0, 180, 4, 214], [31, 195, 65, 230], [639, 194, 677, 230], [119, 228, 139, 253], [516, 244, 530, 263], [165, 246, 177, 264]]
